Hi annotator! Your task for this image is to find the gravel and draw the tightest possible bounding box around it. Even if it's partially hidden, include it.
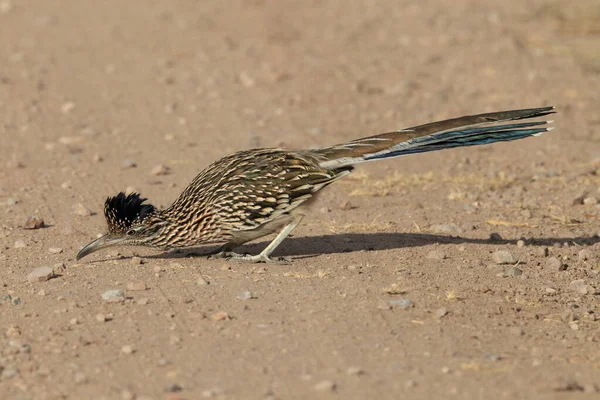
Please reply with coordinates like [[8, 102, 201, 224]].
[[27, 267, 55, 283], [73, 203, 93, 216], [102, 289, 125, 302], [492, 250, 516, 264], [314, 380, 336, 392], [237, 290, 253, 301], [388, 298, 414, 309], [24, 216, 45, 229], [546, 257, 566, 271], [127, 281, 147, 291]]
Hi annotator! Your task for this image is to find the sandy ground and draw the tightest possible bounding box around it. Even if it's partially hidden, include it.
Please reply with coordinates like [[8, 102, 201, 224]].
[[1, 0, 599, 399]]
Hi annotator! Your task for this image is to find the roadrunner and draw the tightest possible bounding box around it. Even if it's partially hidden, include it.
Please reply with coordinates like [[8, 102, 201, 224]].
[[77, 106, 554, 262]]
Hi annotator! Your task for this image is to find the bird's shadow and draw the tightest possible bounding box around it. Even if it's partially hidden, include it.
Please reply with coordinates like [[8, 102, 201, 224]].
[[155, 232, 600, 260]]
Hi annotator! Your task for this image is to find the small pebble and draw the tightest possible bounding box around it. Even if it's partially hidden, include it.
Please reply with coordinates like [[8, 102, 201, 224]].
[[93, 154, 103, 162], [60, 101, 75, 114], [73, 203, 92, 216], [137, 298, 149, 305], [492, 250, 516, 264], [346, 366, 364, 376], [536, 247, 549, 257], [516, 240, 525, 248], [48, 247, 63, 254], [435, 307, 448, 318], [151, 163, 170, 176], [211, 311, 230, 321], [6, 198, 18, 206], [2, 368, 18, 379], [314, 380, 336, 392], [24, 216, 45, 229], [578, 249, 593, 261], [130, 256, 143, 265], [165, 383, 183, 393], [197, 276, 209, 286], [96, 313, 107, 322], [238, 71, 255, 88], [127, 281, 147, 291], [569, 279, 589, 295], [583, 196, 598, 205], [388, 298, 414, 309], [102, 289, 125, 303], [237, 291, 253, 301], [122, 159, 137, 169], [121, 345, 134, 354], [509, 326, 525, 336], [546, 257, 566, 271], [429, 223, 462, 235], [426, 249, 446, 261], [489, 232, 503, 241], [14, 239, 26, 249], [504, 267, 523, 277], [69, 317, 79, 325], [27, 267, 55, 283]]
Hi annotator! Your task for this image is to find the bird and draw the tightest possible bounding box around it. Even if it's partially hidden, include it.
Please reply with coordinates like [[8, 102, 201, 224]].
[[76, 106, 555, 263]]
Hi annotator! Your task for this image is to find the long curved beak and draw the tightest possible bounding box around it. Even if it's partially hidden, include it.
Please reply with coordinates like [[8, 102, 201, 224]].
[[76, 234, 126, 261]]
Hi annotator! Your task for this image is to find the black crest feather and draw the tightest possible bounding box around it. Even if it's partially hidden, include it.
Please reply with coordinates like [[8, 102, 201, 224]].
[[104, 192, 155, 234]]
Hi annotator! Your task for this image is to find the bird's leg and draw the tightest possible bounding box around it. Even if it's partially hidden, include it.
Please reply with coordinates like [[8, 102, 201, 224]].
[[215, 218, 301, 263]]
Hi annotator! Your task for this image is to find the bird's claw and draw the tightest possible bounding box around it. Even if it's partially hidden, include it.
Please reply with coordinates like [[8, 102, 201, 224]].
[[208, 251, 288, 264]]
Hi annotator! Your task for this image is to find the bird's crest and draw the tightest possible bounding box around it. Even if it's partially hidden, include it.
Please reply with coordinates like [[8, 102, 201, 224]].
[[104, 192, 155, 234]]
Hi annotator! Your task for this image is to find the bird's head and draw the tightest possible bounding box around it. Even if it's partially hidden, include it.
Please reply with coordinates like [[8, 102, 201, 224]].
[[76, 192, 161, 260]]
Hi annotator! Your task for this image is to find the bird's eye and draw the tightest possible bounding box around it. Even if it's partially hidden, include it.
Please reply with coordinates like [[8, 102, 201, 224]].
[[126, 229, 136, 236]]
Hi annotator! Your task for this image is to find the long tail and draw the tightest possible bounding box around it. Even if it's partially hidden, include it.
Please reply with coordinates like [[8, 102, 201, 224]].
[[316, 106, 555, 170]]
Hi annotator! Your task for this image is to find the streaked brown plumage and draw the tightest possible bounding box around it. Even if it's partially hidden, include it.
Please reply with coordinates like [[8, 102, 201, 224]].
[[77, 106, 555, 262]]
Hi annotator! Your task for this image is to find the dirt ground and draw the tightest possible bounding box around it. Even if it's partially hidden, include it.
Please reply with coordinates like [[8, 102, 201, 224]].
[[1, 0, 599, 399]]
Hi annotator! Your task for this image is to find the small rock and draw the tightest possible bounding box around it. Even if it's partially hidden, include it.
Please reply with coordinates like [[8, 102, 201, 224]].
[[429, 223, 462, 235], [489, 232, 503, 241], [435, 307, 448, 318], [102, 289, 125, 303], [93, 154, 103, 162], [11, 297, 21, 305], [137, 298, 149, 305], [236, 291, 253, 301], [569, 279, 589, 295], [583, 197, 598, 206], [197, 276, 209, 286], [536, 247, 549, 257], [1, 368, 18, 379], [60, 101, 75, 114], [27, 267, 55, 283], [14, 239, 26, 249], [545, 287, 558, 294], [95, 313, 107, 322], [492, 250, 515, 265], [516, 240, 525, 248], [546, 257, 566, 271], [211, 311, 230, 321], [165, 383, 183, 393], [504, 266, 523, 277], [578, 249, 593, 261], [0, 1, 13, 14], [48, 247, 63, 254], [52, 263, 66, 274], [238, 71, 255, 88], [127, 281, 147, 291], [150, 163, 170, 176], [130, 256, 143, 265], [388, 298, 414, 309], [122, 159, 137, 169], [121, 345, 134, 354], [509, 326, 525, 336], [6, 326, 20, 337], [338, 200, 357, 210], [314, 380, 336, 392], [426, 249, 446, 261], [6, 198, 18, 206], [377, 301, 392, 310], [73, 203, 92, 216], [69, 317, 79, 325], [24, 216, 45, 229], [346, 366, 364, 376]]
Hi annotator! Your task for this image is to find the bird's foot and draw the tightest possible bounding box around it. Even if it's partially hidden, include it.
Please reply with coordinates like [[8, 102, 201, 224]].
[[209, 251, 289, 264]]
